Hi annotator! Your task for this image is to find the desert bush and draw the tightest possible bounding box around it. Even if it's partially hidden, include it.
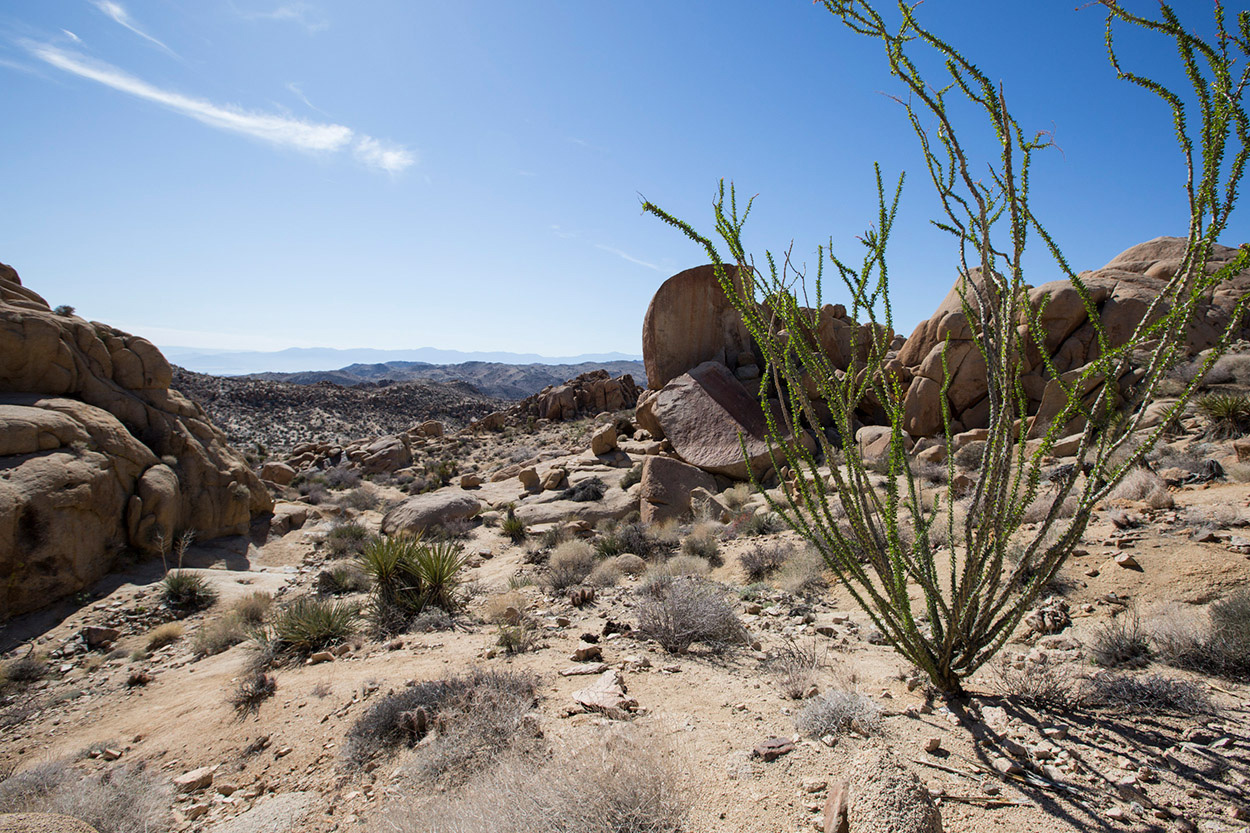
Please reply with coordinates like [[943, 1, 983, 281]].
[[561, 476, 606, 503], [345, 669, 537, 766], [317, 562, 371, 595], [1198, 392, 1250, 439], [721, 482, 754, 511], [428, 516, 476, 541], [496, 622, 540, 655], [383, 729, 689, 833], [1155, 589, 1250, 680], [161, 570, 217, 614], [53, 304, 75, 317], [1108, 467, 1173, 508], [586, 559, 622, 587], [265, 596, 359, 657], [145, 623, 183, 651], [0, 760, 170, 833], [776, 547, 829, 598], [641, 0, 1250, 694], [635, 577, 745, 654], [1, 655, 46, 688], [733, 511, 784, 537], [232, 591, 272, 625], [545, 540, 597, 592], [649, 554, 712, 579], [794, 689, 881, 738], [595, 521, 672, 560], [680, 526, 722, 564], [483, 590, 526, 625], [230, 671, 277, 716], [770, 638, 823, 700], [324, 466, 362, 491], [991, 656, 1085, 710], [327, 522, 372, 556], [1083, 672, 1212, 714], [1020, 490, 1080, 524], [1090, 612, 1152, 669], [337, 486, 380, 512], [739, 541, 794, 581], [193, 613, 247, 657], [501, 506, 527, 544]]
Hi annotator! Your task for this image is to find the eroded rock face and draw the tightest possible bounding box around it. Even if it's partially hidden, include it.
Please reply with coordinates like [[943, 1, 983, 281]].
[[898, 238, 1249, 437], [0, 263, 273, 617], [380, 491, 482, 536]]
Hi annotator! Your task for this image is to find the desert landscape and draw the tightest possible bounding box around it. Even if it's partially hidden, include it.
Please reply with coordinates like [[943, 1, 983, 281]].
[[3, 2, 1249, 832], [4, 232, 1250, 833]]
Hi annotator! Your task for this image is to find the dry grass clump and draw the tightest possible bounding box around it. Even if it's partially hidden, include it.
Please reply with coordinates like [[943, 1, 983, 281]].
[[545, 540, 598, 592], [384, 729, 689, 833], [317, 562, 371, 595], [1090, 612, 1152, 669], [232, 591, 273, 624], [0, 760, 170, 833], [680, 522, 722, 564], [346, 669, 538, 773], [1108, 467, 1174, 508], [721, 482, 753, 511], [731, 510, 785, 537], [635, 576, 746, 654], [1082, 673, 1213, 714], [794, 689, 882, 738], [145, 622, 183, 651], [482, 590, 526, 625], [1020, 490, 1080, 524], [739, 541, 794, 581], [586, 558, 622, 587], [193, 592, 273, 658], [561, 476, 607, 502], [594, 521, 673, 559], [776, 547, 829, 598], [326, 521, 373, 557], [230, 670, 277, 716], [649, 554, 711, 578], [1, 655, 47, 689], [1154, 589, 1250, 680], [770, 639, 824, 700]]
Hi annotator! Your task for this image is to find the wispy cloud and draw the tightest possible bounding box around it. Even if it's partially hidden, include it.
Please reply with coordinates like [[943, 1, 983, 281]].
[[286, 81, 327, 115], [61, 29, 82, 43], [238, 2, 329, 33], [23, 43, 414, 172], [550, 225, 577, 239], [353, 137, 416, 174], [595, 244, 661, 272], [90, 1, 175, 55]]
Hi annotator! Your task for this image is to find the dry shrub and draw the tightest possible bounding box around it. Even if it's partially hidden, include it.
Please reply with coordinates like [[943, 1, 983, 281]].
[[0, 760, 170, 833], [794, 689, 882, 737], [1108, 467, 1173, 508], [991, 655, 1085, 710], [232, 591, 273, 625], [776, 547, 829, 597], [145, 622, 183, 651], [230, 671, 276, 716], [545, 540, 597, 592], [739, 541, 794, 581], [1154, 589, 1250, 680], [635, 576, 745, 654], [1020, 490, 1080, 524], [650, 554, 711, 578], [770, 638, 823, 700], [326, 521, 372, 557], [1082, 673, 1213, 714], [680, 523, 722, 564], [194, 612, 248, 658], [318, 562, 371, 595], [721, 482, 753, 511], [1090, 612, 1152, 669], [483, 590, 525, 625], [586, 559, 622, 587], [346, 669, 537, 771], [382, 729, 689, 833]]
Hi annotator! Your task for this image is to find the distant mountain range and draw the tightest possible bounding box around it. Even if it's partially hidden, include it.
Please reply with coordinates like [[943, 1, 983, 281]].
[[162, 346, 643, 377], [243, 359, 647, 401]]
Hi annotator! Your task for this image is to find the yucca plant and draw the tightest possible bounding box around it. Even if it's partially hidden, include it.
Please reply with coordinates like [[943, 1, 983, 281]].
[[409, 539, 468, 612], [267, 596, 359, 655], [644, 1, 1249, 693], [500, 505, 527, 543], [358, 534, 466, 634], [161, 570, 217, 614], [1197, 392, 1250, 439]]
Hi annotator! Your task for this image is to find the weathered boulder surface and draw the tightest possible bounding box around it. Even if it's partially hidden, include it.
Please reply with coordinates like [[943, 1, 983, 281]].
[[650, 361, 811, 480], [898, 238, 1249, 437], [639, 455, 717, 524], [380, 491, 482, 536], [0, 263, 273, 617]]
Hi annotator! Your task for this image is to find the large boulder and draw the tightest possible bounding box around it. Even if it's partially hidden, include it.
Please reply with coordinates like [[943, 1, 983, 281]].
[[518, 370, 640, 423], [0, 264, 273, 616], [642, 265, 758, 390], [638, 455, 717, 524], [650, 361, 811, 480], [380, 491, 482, 536], [897, 238, 1248, 437]]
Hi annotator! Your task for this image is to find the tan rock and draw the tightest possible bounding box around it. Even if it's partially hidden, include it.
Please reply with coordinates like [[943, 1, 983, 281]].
[[639, 456, 717, 524], [590, 423, 618, 456], [380, 491, 482, 536], [260, 461, 297, 486], [642, 265, 756, 391]]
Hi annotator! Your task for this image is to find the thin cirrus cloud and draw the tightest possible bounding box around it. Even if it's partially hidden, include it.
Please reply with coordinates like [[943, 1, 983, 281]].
[[594, 244, 662, 272], [23, 43, 415, 173], [90, 1, 176, 55]]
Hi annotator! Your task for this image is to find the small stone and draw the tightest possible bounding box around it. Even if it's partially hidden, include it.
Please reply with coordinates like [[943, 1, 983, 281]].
[[1042, 725, 1068, 740], [801, 778, 827, 794], [101, 748, 123, 761], [1106, 806, 1129, 821], [923, 737, 942, 754], [571, 644, 603, 662], [754, 737, 795, 762], [274, 746, 292, 758], [308, 651, 334, 664], [1114, 553, 1141, 570], [173, 766, 214, 793], [820, 734, 837, 748], [83, 626, 121, 650], [1228, 805, 1250, 821], [559, 663, 608, 677], [992, 756, 1023, 776]]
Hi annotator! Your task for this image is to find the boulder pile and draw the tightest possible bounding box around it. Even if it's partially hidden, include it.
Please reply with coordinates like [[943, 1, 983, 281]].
[[0, 263, 273, 616]]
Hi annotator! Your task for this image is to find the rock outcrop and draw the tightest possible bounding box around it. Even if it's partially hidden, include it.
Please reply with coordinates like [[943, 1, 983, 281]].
[[898, 238, 1248, 437], [471, 369, 640, 430], [1, 263, 273, 617]]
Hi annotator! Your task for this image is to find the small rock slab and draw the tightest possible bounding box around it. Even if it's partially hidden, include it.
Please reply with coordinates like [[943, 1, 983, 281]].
[[173, 766, 214, 793], [572, 669, 636, 719], [212, 792, 318, 833], [753, 737, 795, 762], [559, 663, 609, 677]]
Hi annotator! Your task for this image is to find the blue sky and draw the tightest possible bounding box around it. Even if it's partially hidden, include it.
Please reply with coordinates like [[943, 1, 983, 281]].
[[1, 2, 1244, 358]]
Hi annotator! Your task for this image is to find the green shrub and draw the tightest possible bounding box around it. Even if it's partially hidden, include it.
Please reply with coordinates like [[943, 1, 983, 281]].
[[317, 562, 371, 595], [1198, 393, 1250, 439], [359, 535, 466, 635], [501, 507, 527, 544], [266, 596, 359, 656], [161, 570, 217, 614], [327, 522, 373, 556]]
